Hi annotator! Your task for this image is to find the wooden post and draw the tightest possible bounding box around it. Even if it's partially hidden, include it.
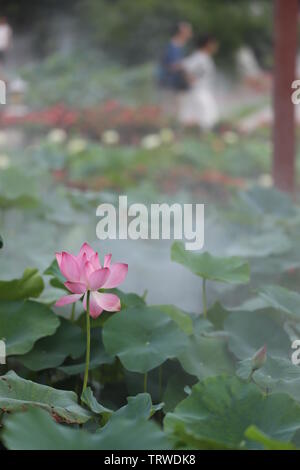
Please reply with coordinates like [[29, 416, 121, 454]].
[[273, 0, 298, 193]]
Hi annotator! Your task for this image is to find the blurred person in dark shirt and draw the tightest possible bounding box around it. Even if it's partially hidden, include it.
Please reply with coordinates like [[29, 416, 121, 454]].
[[158, 22, 193, 117]]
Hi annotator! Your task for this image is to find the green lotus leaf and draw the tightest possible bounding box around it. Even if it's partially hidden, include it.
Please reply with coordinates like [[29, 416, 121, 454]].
[[258, 285, 300, 320], [224, 309, 290, 361], [178, 329, 235, 380], [156, 305, 193, 335], [89, 289, 147, 328], [44, 258, 66, 289], [245, 426, 296, 450], [19, 318, 85, 371], [171, 242, 250, 284], [0, 300, 59, 356], [113, 289, 146, 310], [103, 306, 189, 373], [164, 375, 300, 449], [81, 386, 113, 419], [0, 371, 91, 424], [0, 268, 44, 301], [2, 394, 170, 450]]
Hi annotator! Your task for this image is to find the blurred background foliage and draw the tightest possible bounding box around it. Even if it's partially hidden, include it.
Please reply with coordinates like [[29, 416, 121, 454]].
[[1, 0, 272, 68], [78, 0, 273, 68]]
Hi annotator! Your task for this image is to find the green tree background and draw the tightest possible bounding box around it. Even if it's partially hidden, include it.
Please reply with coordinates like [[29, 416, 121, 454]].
[[78, 0, 272, 66], [1, 0, 272, 67]]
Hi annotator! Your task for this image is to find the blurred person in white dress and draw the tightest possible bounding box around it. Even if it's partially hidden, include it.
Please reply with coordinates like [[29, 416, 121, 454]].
[[0, 17, 12, 66], [236, 46, 271, 92], [179, 35, 219, 130]]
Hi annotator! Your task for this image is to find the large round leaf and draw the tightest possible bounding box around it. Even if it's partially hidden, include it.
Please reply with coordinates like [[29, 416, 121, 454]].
[[0, 371, 91, 424], [19, 318, 85, 371], [2, 393, 170, 450], [224, 309, 290, 361], [103, 306, 189, 373], [177, 315, 234, 379], [164, 375, 300, 449], [171, 242, 250, 284], [0, 268, 44, 301], [258, 285, 300, 320], [178, 334, 235, 380], [112, 289, 146, 310], [245, 425, 296, 450], [156, 305, 193, 335], [0, 300, 59, 356]]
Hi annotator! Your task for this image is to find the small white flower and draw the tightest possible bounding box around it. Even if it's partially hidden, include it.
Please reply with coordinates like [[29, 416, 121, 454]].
[[258, 173, 273, 188], [223, 131, 239, 145], [67, 138, 87, 155], [47, 128, 67, 145], [0, 154, 10, 170], [160, 128, 175, 144], [101, 129, 120, 145], [141, 134, 162, 150], [9, 78, 27, 94]]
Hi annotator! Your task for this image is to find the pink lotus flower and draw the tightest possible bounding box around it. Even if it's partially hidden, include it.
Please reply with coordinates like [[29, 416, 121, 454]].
[[55, 242, 128, 318]]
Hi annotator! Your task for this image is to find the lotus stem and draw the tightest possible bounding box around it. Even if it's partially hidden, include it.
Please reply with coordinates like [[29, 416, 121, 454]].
[[202, 278, 207, 318], [70, 303, 76, 322], [158, 365, 163, 402], [82, 291, 91, 396]]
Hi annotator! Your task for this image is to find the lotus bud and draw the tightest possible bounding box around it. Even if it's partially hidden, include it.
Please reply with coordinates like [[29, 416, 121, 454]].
[[251, 345, 267, 371]]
